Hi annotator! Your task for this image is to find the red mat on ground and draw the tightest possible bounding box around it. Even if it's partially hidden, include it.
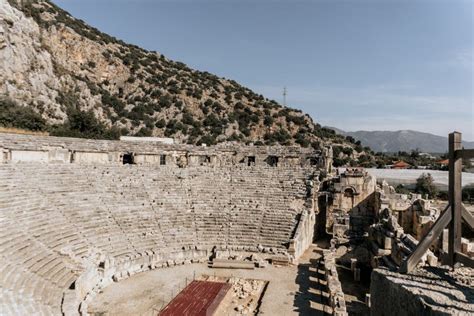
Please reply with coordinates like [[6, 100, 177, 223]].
[[159, 280, 231, 316]]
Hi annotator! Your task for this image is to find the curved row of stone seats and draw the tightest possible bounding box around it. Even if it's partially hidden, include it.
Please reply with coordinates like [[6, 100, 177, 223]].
[[0, 165, 308, 254], [0, 163, 313, 314], [1, 289, 58, 315], [0, 230, 79, 316]]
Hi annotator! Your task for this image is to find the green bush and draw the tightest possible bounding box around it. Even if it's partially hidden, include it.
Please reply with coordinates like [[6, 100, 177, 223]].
[[155, 119, 166, 128], [264, 129, 291, 145], [182, 112, 195, 126], [0, 98, 47, 131], [203, 113, 220, 128], [159, 95, 172, 108], [332, 146, 342, 158], [462, 186, 474, 201], [395, 184, 411, 195], [197, 134, 216, 146], [101, 92, 125, 115], [342, 147, 353, 156], [415, 173, 438, 198], [51, 108, 120, 139], [263, 115, 274, 126], [189, 126, 203, 137], [333, 157, 349, 167], [295, 133, 310, 147], [135, 127, 152, 137]]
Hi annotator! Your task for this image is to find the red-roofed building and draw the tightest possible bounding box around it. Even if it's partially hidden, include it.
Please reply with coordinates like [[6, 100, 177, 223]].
[[391, 160, 411, 169], [437, 159, 449, 166]]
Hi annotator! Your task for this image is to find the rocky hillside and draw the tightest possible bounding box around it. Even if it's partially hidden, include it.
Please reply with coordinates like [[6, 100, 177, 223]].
[[0, 0, 365, 157]]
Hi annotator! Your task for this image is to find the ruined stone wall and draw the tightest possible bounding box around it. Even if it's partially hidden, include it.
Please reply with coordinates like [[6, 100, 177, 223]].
[[288, 210, 316, 261], [379, 181, 439, 241], [0, 133, 331, 171], [371, 268, 474, 316], [10, 149, 49, 162], [323, 249, 348, 316], [369, 181, 444, 270], [400, 200, 439, 240], [325, 168, 377, 236], [368, 208, 437, 269]]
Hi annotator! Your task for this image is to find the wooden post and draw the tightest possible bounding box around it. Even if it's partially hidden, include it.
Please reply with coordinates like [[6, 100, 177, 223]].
[[400, 206, 451, 273], [400, 132, 474, 273], [448, 132, 462, 267]]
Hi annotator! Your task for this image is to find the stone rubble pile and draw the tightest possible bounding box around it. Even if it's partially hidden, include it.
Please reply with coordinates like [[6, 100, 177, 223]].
[[227, 278, 266, 315], [368, 208, 437, 269]]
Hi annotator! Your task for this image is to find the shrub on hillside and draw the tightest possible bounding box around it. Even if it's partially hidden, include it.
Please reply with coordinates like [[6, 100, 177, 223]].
[[101, 92, 126, 115], [0, 98, 47, 131], [50, 108, 120, 139], [197, 134, 216, 146], [134, 127, 152, 137], [155, 119, 166, 128], [263, 115, 274, 127], [264, 129, 291, 145]]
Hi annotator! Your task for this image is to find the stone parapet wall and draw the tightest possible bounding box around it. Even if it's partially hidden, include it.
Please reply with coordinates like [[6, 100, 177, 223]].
[[0, 133, 332, 171], [288, 210, 316, 261], [370, 268, 474, 316], [322, 250, 348, 316], [68, 249, 211, 315]]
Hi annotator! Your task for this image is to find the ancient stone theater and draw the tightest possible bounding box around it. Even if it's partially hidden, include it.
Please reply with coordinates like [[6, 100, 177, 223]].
[[0, 133, 331, 315], [0, 133, 473, 316]]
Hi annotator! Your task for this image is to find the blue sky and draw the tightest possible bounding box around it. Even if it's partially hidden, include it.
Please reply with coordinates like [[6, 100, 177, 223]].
[[54, 0, 473, 140]]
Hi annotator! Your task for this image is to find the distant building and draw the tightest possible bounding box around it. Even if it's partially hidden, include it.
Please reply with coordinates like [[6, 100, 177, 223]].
[[419, 152, 436, 160], [391, 160, 411, 169], [437, 159, 449, 166]]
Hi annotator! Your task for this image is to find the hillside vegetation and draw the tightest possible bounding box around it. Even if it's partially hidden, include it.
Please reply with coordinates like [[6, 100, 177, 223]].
[[1, 0, 371, 164]]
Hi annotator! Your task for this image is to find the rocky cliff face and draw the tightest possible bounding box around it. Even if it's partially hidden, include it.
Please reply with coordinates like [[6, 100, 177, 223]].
[[1, 0, 66, 122], [0, 0, 367, 156]]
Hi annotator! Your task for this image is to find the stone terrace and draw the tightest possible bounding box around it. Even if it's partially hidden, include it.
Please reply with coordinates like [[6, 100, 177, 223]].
[[0, 133, 324, 315]]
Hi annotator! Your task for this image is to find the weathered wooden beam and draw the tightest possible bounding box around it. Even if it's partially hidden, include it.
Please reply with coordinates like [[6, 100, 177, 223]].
[[456, 148, 474, 159], [399, 206, 451, 274], [462, 204, 474, 230], [448, 132, 462, 267], [454, 252, 474, 268]]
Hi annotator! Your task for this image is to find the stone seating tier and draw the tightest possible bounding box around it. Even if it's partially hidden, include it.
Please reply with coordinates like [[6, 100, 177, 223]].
[[0, 163, 315, 315]]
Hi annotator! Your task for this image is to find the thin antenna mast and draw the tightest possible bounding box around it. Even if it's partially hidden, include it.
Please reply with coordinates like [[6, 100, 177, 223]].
[[283, 87, 287, 107]]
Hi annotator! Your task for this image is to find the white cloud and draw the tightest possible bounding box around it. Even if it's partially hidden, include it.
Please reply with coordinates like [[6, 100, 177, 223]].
[[428, 49, 474, 71], [453, 49, 473, 70]]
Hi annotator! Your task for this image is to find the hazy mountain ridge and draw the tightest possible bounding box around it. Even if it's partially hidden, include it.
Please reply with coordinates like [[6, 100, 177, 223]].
[[330, 128, 474, 153], [0, 0, 363, 154]]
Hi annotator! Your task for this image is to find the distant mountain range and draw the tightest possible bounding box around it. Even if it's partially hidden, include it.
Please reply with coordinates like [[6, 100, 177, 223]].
[[329, 128, 474, 153]]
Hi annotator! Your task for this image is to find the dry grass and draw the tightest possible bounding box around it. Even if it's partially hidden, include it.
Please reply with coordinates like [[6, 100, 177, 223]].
[[0, 127, 49, 136]]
